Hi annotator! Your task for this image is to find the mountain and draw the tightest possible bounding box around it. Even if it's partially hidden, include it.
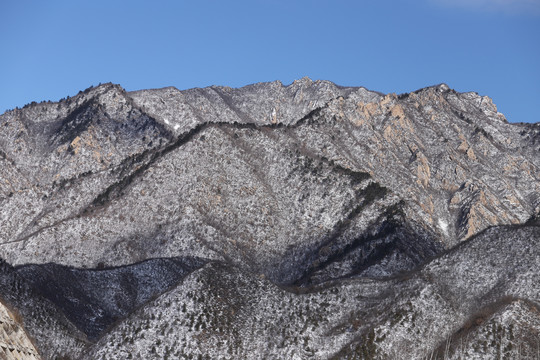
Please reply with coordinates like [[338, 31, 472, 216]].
[[0, 79, 538, 359], [83, 225, 540, 359]]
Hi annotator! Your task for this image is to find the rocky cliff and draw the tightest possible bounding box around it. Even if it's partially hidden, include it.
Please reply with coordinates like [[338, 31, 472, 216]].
[[0, 79, 538, 359], [0, 298, 41, 360]]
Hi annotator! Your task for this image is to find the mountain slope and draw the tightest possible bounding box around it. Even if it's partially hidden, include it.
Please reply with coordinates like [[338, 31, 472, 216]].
[[0, 79, 538, 359], [83, 224, 540, 359], [0, 260, 88, 359], [16, 257, 206, 340], [0, 299, 41, 360]]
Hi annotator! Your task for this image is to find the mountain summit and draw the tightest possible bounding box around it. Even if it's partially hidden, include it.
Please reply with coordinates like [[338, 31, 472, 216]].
[[0, 80, 538, 359]]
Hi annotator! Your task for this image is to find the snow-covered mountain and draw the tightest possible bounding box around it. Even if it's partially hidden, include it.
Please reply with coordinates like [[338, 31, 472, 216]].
[[0, 79, 538, 359]]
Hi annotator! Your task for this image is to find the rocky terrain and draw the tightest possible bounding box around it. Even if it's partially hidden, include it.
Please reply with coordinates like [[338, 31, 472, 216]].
[[0, 79, 538, 359], [0, 297, 41, 360]]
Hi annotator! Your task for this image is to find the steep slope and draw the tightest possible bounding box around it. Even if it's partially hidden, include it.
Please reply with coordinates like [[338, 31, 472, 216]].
[[0, 83, 172, 260], [0, 300, 40, 360], [83, 224, 540, 359], [16, 257, 206, 340], [295, 85, 539, 244], [0, 79, 538, 359], [1, 81, 537, 280], [0, 82, 439, 286], [443, 299, 540, 360], [0, 260, 88, 359], [359, 224, 540, 359]]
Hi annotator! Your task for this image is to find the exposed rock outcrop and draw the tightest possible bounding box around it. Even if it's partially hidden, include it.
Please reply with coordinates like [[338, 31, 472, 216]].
[[0, 300, 40, 360]]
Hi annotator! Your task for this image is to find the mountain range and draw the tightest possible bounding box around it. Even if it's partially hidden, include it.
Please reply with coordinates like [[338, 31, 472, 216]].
[[0, 79, 538, 359]]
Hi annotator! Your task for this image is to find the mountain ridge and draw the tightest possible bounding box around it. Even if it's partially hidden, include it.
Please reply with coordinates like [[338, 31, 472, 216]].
[[0, 79, 538, 359]]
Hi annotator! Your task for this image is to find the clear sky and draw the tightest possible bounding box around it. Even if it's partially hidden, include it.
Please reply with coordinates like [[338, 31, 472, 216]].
[[1, 0, 539, 123]]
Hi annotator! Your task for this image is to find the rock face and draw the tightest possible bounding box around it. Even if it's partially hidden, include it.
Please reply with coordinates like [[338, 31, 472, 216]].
[[0, 79, 538, 359], [0, 300, 41, 360]]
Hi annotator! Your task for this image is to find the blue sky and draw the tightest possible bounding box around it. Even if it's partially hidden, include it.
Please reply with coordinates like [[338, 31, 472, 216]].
[[1, 0, 539, 123]]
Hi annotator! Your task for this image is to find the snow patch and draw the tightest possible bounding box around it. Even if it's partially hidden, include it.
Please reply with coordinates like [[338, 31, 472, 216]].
[[438, 219, 449, 236]]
